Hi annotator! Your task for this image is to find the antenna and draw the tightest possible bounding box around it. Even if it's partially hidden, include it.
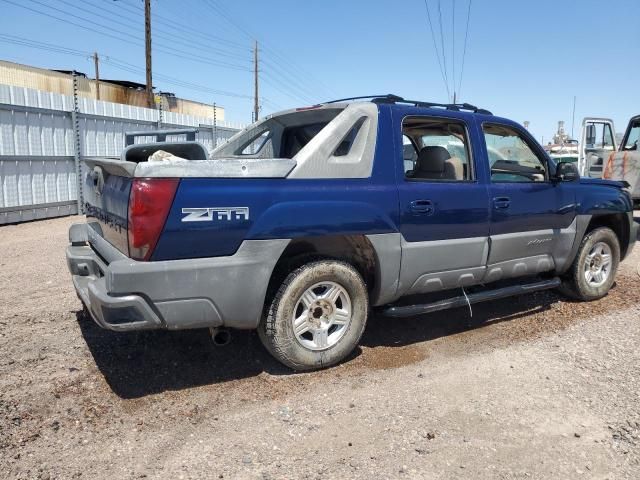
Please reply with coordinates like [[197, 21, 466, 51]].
[[571, 96, 577, 139]]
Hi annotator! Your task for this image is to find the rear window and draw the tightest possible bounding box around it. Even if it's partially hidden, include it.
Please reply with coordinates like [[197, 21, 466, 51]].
[[280, 122, 329, 158], [212, 108, 343, 159]]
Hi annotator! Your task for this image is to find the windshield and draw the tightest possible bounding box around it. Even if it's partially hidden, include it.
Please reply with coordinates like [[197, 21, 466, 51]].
[[623, 120, 640, 151]]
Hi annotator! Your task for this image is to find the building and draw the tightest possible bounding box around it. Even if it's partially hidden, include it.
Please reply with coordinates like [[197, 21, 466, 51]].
[[0, 59, 224, 120]]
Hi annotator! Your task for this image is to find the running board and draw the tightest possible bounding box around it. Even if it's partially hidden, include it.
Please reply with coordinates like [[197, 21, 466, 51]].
[[382, 277, 561, 318]]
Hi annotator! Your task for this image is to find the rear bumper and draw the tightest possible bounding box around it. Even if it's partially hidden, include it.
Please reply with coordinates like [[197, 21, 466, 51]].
[[67, 223, 289, 331]]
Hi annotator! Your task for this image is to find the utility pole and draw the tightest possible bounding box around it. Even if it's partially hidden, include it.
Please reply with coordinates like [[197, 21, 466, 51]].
[[213, 101, 217, 149], [253, 40, 259, 122], [92, 51, 100, 100], [571, 95, 577, 139], [144, 0, 154, 108]]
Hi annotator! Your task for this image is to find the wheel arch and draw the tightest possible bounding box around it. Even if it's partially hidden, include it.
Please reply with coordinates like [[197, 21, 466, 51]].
[[558, 212, 630, 274], [265, 233, 402, 308], [586, 213, 629, 258]]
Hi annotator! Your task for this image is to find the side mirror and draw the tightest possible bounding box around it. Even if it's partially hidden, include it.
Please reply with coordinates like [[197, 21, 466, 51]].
[[585, 124, 597, 146], [555, 162, 580, 182]]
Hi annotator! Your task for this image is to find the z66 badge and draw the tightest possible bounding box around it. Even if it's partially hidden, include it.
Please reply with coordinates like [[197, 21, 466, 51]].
[[181, 207, 250, 222]]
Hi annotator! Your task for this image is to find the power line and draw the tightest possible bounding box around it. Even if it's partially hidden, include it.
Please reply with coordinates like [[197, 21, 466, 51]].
[[1, 0, 252, 72], [258, 45, 336, 99], [40, 0, 252, 69], [260, 71, 315, 104], [437, 0, 450, 101], [259, 52, 332, 100], [260, 58, 326, 103], [0, 33, 90, 57], [0, 33, 254, 100], [113, 0, 250, 51], [457, 0, 472, 99], [201, 0, 336, 101], [452, 0, 456, 103], [423, 0, 450, 100], [259, 71, 315, 105], [76, 0, 252, 62], [261, 97, 284, 111], [103, 58, 253, 99]]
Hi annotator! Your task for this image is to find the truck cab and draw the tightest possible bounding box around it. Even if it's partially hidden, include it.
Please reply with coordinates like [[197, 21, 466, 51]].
[[604, 115, 640, 204]]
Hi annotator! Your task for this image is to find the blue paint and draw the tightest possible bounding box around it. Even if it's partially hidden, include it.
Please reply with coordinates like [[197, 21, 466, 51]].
[[150, 103, 634, 262], [388, 104, 491, 242], [153, 178, 399, 260]]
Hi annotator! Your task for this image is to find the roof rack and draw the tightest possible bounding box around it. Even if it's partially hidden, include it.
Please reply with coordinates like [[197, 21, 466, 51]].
[[323, 94, 492, 115], [323, 94, 403, 104]]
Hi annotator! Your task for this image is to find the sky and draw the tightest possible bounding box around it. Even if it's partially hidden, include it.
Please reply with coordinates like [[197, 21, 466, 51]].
[[0, 0, 639, 142]]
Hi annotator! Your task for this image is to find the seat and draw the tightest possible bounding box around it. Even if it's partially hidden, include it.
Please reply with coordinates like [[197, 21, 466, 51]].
[[446, 156, 464, 180], [412, 146, 461, 180]]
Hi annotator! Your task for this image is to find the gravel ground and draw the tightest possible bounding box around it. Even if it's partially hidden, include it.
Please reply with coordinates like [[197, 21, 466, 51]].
[[1, 215, 639, 479]]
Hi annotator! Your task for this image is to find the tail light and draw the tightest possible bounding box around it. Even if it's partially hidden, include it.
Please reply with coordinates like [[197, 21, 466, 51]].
[[128, 178, 179, 261]]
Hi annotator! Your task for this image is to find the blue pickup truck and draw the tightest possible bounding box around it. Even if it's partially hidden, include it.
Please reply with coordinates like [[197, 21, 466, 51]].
[[67, 95, 637, 371]]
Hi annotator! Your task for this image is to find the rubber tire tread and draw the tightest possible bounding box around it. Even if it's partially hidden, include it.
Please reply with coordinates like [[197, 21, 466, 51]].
[[258, 260, 368, 371], [558, 227, 620, 301]]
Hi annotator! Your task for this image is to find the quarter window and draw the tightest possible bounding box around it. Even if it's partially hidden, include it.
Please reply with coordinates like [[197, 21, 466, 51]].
[[240, 130, 274, 157], [402, 117, 472, 181], [483, 124, 546, 182]]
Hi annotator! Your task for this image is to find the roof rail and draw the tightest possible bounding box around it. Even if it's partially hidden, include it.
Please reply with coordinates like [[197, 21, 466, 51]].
[[322, 94, 492, 115], [323, 94, 404, 104]]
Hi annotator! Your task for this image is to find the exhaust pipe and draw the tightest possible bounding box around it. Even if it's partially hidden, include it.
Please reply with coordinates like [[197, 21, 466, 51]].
[[209, 327, 231, 347]]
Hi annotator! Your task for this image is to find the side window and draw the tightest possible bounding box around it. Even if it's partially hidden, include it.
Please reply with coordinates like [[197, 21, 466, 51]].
[[623, 120, 640, 151], [483, 124, 546, 183], [402, 117, 472, 181]]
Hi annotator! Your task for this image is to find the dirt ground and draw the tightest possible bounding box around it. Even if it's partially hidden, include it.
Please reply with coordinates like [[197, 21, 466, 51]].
[[1, 215, 639, 479]]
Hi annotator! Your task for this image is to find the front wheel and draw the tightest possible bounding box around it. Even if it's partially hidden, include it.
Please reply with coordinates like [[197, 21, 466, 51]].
[[258, 260, 369, 371], [559, 227, 620, 301]]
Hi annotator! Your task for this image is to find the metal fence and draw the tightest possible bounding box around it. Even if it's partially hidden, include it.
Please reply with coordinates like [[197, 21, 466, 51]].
[[0, 82, 244, 224]]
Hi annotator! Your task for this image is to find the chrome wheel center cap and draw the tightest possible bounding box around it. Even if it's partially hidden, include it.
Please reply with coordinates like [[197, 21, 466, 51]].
[[584, 242, 612, 288], [292, 281, 353, 351]]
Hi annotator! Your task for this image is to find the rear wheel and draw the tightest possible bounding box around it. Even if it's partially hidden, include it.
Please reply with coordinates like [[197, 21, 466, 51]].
[[258, 260, 368, 371], [559, 227, 620, 301]]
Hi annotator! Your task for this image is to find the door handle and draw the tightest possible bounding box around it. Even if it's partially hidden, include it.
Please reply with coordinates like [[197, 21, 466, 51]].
[[493, 197, 511, 209], [410, 200, 434, 215]]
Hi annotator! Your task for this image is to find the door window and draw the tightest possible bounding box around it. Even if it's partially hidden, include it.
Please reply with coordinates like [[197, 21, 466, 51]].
[[622, 120, 640, 151], [402, 117, 472, 181], [402, 135, 418, 173], [483, 124, 546, 183]]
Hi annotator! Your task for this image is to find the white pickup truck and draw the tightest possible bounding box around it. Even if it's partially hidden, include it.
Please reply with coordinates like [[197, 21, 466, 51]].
[[603, 115, 640, 205]]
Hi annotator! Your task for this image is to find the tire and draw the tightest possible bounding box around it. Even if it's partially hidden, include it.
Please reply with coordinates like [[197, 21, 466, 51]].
[[558, 227, 620, 301], [258, 260, 369, 371]]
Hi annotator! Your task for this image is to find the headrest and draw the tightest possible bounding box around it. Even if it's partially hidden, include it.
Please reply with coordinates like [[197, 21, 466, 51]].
[[416, 146, 451, 173]]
